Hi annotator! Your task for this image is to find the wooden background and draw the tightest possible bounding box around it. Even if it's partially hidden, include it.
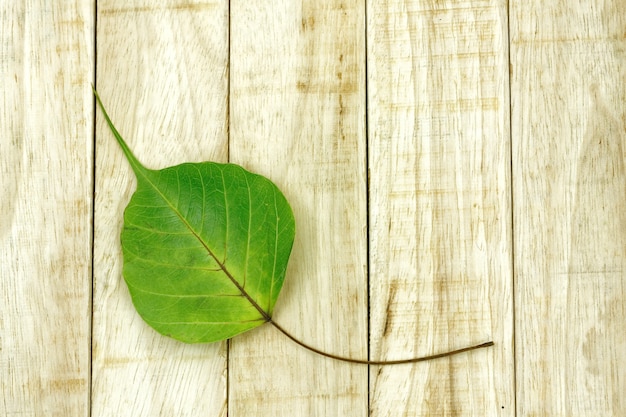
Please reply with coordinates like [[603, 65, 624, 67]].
[[2, 0, 625, 415]]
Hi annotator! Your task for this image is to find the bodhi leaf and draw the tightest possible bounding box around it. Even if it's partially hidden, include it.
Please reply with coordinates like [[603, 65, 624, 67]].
[[95, 89, 495, 363], [95, 92, 295, 343]]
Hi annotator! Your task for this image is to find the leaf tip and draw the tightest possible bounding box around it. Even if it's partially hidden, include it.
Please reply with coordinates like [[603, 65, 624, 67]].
[[93, 89, 147, 176]]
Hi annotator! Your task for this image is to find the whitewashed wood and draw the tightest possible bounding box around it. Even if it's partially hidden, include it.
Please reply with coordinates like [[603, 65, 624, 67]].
[[4, 2, 623, 416], [367, 1, 514, 415], [511, 0, 626, 415], [0, 0, 94, 415], [92, 1, 229, 415], [228, 1, 368, 415]]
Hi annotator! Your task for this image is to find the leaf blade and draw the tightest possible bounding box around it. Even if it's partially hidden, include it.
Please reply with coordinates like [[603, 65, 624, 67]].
[[95, 91, 295, 343]]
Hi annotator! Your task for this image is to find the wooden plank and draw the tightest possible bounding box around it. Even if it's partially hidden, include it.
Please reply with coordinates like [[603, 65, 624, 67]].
[[92, 1, 229, 415], [511, 0, 626, 415], [366, 1, 514, 415], [0, 1, 94, 415], [228, 1, 369, 415]]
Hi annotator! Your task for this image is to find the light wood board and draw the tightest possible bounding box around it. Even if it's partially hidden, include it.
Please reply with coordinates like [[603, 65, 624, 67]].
[[511, 0, 626, 415], [92, 1, 229, 415], [228, 1, 368, 416], [367, 0, 513, 415], [1, 0, 624, 415], [1, 1, 94, 415]]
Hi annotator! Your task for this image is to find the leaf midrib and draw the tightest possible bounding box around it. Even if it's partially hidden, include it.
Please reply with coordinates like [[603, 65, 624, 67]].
[[137, 167, 272, 322]]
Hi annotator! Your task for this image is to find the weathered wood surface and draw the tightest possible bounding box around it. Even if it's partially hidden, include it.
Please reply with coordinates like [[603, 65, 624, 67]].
[[367, 1, 514, 415], [228, 1, 369, 415], [0, 1, 94, 416], [92, 1, 229, 415], [511, 0, 626, 415], [1, 0, 624, 416]]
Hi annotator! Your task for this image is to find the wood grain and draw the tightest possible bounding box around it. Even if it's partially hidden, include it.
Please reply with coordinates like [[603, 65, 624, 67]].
[[228, 0, 369, 415], [367, 1, 514, 415], [92, 0, 229, 415], [0, 1, 94, 415], [511, 0, 626, 415], [4, 1, 625, 415]]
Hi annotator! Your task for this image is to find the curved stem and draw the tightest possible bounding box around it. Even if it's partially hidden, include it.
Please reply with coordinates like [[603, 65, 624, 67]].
[[268, 320, 493, 365]]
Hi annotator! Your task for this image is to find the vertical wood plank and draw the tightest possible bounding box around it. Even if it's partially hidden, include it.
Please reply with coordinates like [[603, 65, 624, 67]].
[[511, 1, 626, 415], [367, 1, 514, 415], [0, 1, 94, 415], [228, 1, 369, 415], [92, 1, 229, 415]]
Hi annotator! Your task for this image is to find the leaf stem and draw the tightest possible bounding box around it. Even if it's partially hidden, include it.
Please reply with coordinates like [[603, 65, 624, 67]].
[[268, 320, 494, 365]]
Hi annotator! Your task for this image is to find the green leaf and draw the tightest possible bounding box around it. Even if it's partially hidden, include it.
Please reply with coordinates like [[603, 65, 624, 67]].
[[95, 91, 295, 343]]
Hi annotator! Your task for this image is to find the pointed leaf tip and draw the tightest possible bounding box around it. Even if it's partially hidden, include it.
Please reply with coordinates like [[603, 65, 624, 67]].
[[93, 89, 146, 175]]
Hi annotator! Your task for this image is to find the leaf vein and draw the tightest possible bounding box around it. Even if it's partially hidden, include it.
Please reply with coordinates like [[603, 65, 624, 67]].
[[127, 281, 241, 298], [269, 188, 279, 314], [144, 318, 265, 326], [243, 173, 253, 290]]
